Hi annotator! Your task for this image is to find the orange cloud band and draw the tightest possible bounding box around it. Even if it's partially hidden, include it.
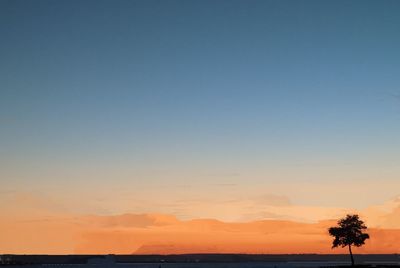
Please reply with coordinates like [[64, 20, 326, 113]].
[[1, 214, 399, 254]]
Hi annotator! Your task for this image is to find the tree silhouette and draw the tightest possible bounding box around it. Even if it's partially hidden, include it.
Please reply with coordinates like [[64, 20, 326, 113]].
[[328, 214, 370, 266]]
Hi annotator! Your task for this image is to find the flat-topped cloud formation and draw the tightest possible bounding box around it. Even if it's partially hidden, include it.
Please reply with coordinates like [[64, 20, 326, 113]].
[[75, 215, 400, 254], [1, 208, 400, 254], [1, 192, 399, 254]]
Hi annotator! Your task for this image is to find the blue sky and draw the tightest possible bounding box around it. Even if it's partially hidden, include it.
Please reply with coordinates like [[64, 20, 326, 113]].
[[1, 0, 400, 217]]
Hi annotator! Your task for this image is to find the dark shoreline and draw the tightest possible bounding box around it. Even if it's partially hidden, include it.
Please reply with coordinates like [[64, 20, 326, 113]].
[[1, 254, 399, 265]]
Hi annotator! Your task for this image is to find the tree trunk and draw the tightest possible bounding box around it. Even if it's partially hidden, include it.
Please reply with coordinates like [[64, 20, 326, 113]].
[[348, 244, 354, 266]]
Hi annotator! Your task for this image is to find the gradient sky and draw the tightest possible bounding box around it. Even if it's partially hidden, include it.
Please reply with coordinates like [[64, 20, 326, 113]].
[[1, 0, 400, 231]]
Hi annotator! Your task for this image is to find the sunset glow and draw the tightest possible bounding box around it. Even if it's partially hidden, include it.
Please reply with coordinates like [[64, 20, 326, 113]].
[[1, 0, 400, 255]]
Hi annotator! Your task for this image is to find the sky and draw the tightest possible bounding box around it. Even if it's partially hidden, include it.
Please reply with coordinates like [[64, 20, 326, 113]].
[[1, 0, 400, 254]]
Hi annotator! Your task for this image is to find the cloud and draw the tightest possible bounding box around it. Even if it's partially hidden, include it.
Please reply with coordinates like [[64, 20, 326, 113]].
[[1, 192, 400, 254], [253, 194, 292, 207], [74, 217, 400, 255], [0, 189, 16, 195], [0, 209, 399, 254], [80, 213, 179, 228], [0, 191, 70, 218], [212, 183, 238, 187], [361, 196, 400, 229]]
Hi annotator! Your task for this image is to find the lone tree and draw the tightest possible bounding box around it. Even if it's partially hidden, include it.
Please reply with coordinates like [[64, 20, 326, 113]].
[[328, 214, 370, 266]]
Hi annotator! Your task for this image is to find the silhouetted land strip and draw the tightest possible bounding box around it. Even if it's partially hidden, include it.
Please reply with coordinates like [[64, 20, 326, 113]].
[[321, 266, 400, 268], [1, 254, 399, 265]]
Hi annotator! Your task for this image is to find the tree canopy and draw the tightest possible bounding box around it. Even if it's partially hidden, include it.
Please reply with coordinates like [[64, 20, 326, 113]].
[[328, 214, 370, 266]]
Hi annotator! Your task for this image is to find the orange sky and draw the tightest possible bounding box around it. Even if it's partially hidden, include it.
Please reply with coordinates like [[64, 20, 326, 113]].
[[74, 215, 400, 254], [2, 0, 400, 257], [1, 210, 399, 254], [1, 192, 399, 254]]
